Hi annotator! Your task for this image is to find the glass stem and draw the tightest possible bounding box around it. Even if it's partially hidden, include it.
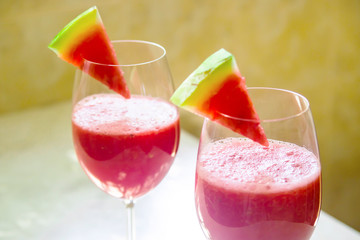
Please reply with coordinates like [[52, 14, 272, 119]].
[[124, 199, 135, 240]]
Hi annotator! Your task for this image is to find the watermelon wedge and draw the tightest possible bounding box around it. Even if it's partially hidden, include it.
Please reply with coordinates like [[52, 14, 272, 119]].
[[48, 6, 130, 98], [170, 49, 268, 146]]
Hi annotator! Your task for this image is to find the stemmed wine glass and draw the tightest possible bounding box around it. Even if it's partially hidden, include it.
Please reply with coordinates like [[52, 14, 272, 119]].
[[195, 87, 321, 240], [71, 40, 180, 240]]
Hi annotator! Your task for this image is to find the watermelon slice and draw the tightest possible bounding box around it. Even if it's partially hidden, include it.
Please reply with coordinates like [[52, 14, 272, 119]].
[[170, 49, 268, 146], [48, 6, 130, 98]]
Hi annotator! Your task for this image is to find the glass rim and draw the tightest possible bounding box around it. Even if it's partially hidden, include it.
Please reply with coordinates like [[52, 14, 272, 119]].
[[82, 39, 167, 67], [216, 87, 310, 123]]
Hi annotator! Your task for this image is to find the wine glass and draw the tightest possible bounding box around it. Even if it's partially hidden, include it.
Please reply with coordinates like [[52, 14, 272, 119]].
[[195, 87, 321, 240], [71, 40, 180, 240]]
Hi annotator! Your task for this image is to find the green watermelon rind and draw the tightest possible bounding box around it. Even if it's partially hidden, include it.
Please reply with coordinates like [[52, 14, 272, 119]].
[[48, 6, 101, 56], [170, 48, 238, 110]]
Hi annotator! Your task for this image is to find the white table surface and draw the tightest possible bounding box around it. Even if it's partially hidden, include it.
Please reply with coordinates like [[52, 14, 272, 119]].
[[1, 101, 359, 240]]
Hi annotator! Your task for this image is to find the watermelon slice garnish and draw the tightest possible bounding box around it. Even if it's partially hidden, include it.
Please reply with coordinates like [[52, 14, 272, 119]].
[[170, 49, 268, 146], [48, 6, 130, 98]]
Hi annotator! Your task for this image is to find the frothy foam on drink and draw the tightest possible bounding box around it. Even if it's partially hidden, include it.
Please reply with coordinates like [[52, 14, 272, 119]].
[[198, 138, 320, 193], [73, 94, 178, 135]]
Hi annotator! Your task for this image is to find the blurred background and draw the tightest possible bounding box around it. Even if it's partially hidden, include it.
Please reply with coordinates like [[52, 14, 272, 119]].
[[1, 0, 359, 232]]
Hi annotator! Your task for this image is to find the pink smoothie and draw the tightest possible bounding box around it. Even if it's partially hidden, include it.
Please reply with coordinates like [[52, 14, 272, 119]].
[[195, 138, 321, 240], [72, 94, 180, 199]]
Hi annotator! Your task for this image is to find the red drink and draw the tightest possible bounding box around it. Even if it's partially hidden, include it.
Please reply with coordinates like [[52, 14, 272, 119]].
[[195, 138, 321, 240], [72, 94, 180, 199]]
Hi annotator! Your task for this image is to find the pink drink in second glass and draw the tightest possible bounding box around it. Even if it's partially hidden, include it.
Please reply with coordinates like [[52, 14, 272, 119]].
[[195, 138, 321, 240], [72, 93, 180, 199]]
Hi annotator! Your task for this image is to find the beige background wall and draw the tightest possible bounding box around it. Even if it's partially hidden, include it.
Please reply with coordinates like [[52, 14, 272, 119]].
[[1, 0, 359, 231]]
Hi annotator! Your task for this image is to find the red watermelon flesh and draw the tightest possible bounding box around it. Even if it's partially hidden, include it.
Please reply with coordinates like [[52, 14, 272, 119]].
[[48, 6, 130, 98], [170, 48, 268, 146], [73, 25, 129, 97], [204, 73, 268, 146]]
